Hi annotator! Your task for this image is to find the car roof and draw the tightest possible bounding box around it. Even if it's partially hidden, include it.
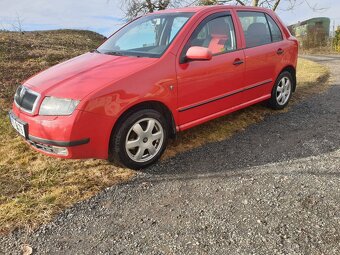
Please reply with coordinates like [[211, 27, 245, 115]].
[[153, 5, 270, 14]]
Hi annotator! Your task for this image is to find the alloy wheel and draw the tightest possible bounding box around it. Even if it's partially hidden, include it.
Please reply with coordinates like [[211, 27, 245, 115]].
[[276, 76, 292, 106], [125, 118, 164, 163]]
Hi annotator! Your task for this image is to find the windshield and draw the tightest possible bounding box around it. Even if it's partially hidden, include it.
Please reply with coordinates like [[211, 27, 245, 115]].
[[97, 13, 193, 58]]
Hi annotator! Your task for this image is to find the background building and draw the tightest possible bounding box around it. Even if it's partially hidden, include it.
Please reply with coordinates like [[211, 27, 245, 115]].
[[288, 17, 331, 49]]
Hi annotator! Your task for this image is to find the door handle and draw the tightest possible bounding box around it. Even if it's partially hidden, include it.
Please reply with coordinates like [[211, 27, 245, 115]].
[[233, 58, 244, 65], [277, 48, 284, 55]]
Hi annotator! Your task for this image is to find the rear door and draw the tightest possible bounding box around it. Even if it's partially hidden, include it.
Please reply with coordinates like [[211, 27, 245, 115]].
[[236, 11, 285, 99], [176, 11, 245, 128]]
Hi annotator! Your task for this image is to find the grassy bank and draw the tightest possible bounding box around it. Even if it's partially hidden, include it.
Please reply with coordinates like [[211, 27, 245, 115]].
[[0, 30, 135, 234], [0, 30, 330, 233]]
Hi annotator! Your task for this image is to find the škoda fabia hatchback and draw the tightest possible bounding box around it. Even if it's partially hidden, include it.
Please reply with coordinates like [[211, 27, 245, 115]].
[[10, 6, 298, 169]]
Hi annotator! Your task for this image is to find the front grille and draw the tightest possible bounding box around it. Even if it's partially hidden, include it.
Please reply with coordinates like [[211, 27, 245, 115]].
[[28, 140, 55, 154], [27, 139, 68, 156], [14, 85, 40, 113]]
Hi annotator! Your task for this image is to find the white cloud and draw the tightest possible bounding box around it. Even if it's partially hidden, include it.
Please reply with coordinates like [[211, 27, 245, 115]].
[[0, 0, 125, 35]]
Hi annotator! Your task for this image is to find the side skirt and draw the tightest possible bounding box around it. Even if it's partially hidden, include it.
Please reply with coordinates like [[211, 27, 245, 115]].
[[178, 94, 271, 131]]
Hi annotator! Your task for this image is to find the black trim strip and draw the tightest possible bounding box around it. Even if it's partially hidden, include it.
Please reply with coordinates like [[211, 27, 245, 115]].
[[28, 135, 90, 147], [178, 80, 272, 112]]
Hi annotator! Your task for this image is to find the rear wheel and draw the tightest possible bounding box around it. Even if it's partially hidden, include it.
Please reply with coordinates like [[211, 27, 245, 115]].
[[268, 71, 293, 110], [110, 109, 168, 169]]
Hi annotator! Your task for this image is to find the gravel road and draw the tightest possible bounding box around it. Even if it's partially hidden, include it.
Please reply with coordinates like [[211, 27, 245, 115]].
[[1, 55, 340, 255]]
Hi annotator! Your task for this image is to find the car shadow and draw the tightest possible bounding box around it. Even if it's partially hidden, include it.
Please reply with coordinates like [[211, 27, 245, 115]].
[[140, 84, 340, 181]]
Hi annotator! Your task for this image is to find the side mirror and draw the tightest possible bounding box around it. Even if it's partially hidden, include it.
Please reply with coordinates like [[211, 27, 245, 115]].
[[185, 46, 212, 61]]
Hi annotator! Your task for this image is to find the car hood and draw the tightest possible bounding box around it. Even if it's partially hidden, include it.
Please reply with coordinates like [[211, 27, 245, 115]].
[[24, 52, 158, 100]]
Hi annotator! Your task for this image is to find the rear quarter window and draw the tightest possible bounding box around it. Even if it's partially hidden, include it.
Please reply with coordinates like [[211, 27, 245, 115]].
[[266, 14, 283, 42]]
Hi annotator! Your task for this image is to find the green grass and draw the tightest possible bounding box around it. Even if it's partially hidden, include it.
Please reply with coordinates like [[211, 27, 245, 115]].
[[0, 30, 330, 234]]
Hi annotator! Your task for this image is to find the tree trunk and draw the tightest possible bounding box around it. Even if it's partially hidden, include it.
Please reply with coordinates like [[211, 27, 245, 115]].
[[145, 0, 154, 13], [272, 0, 281, 11], [158, 0, 170, 10], [252, 0, 260, 6]]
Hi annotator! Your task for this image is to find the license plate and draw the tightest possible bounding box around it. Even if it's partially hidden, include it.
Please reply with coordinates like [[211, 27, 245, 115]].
[[9, 112, 28, 138]]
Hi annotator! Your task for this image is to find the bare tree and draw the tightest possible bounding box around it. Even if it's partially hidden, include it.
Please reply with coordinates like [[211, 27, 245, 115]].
[[122, 0, 172, 20], [199, 0, 218, 5], [122, 0, 325, 20], [11, 13, 24, 32], [0, 22, 7, 31], [200, 0, 325, 11], [121, 0, 203, 19]]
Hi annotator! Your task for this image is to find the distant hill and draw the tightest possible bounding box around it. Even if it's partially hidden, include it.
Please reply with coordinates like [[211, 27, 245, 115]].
[[0, 29, 106, 109]]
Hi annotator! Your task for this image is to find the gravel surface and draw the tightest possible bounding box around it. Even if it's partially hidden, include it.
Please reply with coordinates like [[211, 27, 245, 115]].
[[1, 55, 339, 254]]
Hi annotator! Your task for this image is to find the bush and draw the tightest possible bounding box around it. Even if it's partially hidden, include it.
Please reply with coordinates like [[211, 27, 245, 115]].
[[333, 27, 340, 52]]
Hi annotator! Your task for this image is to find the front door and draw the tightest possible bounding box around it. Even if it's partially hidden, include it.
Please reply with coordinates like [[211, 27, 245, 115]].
[[176, 12, 245, 128]]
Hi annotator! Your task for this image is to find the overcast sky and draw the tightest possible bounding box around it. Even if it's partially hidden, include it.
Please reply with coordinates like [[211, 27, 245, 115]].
[[0, 0, 339, 36]]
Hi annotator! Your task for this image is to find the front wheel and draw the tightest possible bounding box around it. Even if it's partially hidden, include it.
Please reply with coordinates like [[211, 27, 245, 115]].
[[110, 109, 168, 169], [268, 71, 293, 110]]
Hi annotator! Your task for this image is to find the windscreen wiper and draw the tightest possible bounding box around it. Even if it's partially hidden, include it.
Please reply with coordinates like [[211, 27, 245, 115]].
[[105, 51, 125, 56], [90, 49, 101, 53]]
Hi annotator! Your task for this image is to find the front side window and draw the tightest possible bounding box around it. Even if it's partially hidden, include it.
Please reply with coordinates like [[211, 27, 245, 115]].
[[170, 16, 191, 42], [237, 11, 271, 48], [98, 13, 193, 58], [186, 14, 237, 55]]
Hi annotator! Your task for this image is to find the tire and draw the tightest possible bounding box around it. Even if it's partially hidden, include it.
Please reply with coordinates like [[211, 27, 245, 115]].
[[110, 109, 168, 169], [268, 71, 293, 110]]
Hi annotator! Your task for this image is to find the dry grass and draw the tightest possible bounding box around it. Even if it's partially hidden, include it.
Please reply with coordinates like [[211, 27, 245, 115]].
[[299, 47, 340, 55], [163, 58, 330, 158], [0, 31, 135, 234], [0, 30, 330, 234]]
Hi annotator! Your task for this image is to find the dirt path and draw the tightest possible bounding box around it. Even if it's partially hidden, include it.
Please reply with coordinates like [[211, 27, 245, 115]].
[[1, 55, 340, 254]]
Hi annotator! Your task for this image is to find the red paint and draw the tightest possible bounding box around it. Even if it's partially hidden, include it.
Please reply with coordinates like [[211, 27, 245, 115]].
[[11, 6, 298, 159], [186, 46, 213, 61]]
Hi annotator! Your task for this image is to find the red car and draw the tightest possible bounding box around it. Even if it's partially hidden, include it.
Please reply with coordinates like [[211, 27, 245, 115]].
[[9, 6, 298, 169]]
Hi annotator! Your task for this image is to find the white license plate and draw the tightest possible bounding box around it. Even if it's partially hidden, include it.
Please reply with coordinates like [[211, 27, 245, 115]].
[[9, 113, 27, 138]]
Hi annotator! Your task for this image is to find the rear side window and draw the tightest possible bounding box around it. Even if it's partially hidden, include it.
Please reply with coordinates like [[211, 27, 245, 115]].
[[237, 11, 271, 48], [187, 14, 237, 55], [266, 14, 283, 42]]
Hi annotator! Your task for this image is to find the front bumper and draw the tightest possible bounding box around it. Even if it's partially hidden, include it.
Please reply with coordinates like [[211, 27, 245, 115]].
[[28, 135, 90, 147], [8, 111, 90, 157], [27, 135, 90, 156], [9, 106, 115, 159]]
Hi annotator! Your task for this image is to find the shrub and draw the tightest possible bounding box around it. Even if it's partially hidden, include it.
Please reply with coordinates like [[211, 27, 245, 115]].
[[333, 27, 340, 52]]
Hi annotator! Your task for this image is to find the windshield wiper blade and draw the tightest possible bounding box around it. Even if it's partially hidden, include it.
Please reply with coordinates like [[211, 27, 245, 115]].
[[105, 51, 125, 56], [90, 49, 101, 53]]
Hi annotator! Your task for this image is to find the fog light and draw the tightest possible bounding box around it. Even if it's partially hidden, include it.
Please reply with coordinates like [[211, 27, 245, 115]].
[[52, 146, 69, 156]]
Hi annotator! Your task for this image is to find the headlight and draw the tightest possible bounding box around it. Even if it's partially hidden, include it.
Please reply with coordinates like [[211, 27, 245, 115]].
[[39, 97, 80, 116]]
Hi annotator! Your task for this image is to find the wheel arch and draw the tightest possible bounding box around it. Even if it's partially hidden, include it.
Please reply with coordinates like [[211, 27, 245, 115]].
[[109, 100, 177, 148], [280, 65, 297, 92]]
